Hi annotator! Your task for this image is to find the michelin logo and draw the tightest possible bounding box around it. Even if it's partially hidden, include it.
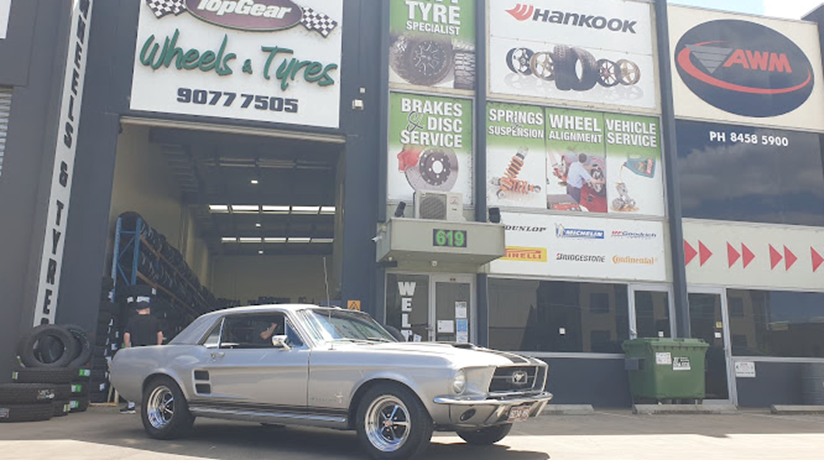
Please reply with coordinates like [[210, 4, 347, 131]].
[[556, 224, 604, 239]]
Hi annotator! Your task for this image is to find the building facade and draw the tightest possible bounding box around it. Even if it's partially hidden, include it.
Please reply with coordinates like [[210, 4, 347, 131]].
[[1, 0, 822, 408]]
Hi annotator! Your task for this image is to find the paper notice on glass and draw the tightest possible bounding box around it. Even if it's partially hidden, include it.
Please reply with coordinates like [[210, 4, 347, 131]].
[[413, 334, 422, 342], [437, 320, 455, 333], [455, 302, 468, 319], [457, 332, 469, 343], [734, 361, 756, 378], [456, 319, 468, 333]]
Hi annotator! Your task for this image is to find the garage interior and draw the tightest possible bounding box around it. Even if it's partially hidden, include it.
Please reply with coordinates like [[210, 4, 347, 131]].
[[105, 123, 345, 320]]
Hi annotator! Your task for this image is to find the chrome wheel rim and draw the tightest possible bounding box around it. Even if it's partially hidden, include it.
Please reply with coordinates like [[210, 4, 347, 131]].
[[147, 385, 175, 429], [365, 395, 411, 452]]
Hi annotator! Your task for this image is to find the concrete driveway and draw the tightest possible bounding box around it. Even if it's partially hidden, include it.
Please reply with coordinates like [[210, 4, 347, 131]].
[[0, 406, 822, 460]]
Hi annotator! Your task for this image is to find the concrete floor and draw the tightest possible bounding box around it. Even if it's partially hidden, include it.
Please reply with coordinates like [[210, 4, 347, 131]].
[[0, 406, 823, 459]]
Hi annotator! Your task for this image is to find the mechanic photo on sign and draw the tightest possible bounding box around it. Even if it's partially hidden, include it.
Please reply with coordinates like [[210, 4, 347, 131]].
[[566, 153, 604, 205]]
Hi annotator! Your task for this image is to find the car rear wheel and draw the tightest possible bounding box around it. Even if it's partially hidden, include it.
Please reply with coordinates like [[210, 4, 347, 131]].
[[141, 376, 194, 440], [356, 383, 432, 459], [456, 423, 513, 445]]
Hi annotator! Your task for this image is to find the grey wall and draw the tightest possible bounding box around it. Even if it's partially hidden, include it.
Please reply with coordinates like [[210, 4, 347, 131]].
[[0, 1, 72, 382], [736, 362, 805, 407], [542, 358, 633, 408]]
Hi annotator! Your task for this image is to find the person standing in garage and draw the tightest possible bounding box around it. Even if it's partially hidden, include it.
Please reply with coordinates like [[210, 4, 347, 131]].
[[120, 302, 163, 413]]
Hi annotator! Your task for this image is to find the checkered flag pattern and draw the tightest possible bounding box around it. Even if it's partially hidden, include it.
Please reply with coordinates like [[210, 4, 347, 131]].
[[300, 7, 338, 38], [145, 0, 187, 19]]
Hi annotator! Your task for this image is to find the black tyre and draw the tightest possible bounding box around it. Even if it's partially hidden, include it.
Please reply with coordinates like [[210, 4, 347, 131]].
[[453, 51, 475, 90], [617, 59, 641, 85], [69, 397, 90, 413], [554, 45, 599, 92], [505, 47, 534, 75], [52, 400, 70, 417], [141, 376, 195, 440], [18, 325, 81, 368], [390, 35, 454, 86], [0, 403, 54, 423], [570, 47, 598, 91], [456, 424, 513, 445], [596, 59, 621, 87], [356, 383, 433, 460], [89, 391, 109, 404], [0, 383, 55, 404], [552, 45, 574, 91], [64, 324, 93, 368], [11, 367, 90, 384]]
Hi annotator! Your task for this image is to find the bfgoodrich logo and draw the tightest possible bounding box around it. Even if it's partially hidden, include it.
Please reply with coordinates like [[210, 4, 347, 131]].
[[675, 19, 814, 118]]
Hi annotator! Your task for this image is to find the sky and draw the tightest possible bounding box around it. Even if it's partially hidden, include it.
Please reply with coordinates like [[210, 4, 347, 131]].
[[669, 0, 824, 19]]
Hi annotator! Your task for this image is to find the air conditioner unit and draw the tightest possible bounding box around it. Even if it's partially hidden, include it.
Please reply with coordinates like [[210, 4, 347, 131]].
[[414, 191, 464, 221]]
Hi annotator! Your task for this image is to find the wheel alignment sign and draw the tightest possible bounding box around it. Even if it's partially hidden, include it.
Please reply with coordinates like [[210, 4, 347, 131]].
[[33, 0, 93, 326]]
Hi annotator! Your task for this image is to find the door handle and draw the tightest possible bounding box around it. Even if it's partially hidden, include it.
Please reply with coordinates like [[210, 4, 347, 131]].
[[210, 352, 225, 360]]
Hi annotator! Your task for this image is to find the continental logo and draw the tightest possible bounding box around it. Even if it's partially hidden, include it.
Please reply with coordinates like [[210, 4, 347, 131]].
[[612, 255, 655, 265], [505, 4, 637, 34], [503, 247, 547, 262]]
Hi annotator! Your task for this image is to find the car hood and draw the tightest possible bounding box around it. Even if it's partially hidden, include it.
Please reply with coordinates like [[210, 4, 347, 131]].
[[327, 341, 541, 368]]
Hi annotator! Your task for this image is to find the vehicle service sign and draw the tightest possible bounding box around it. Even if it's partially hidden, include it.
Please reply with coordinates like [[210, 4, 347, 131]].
[[670, 6, 824, 131], [130, 0, 342, 128], [489, 213, 670, 282], [488, 0, 658, 112]]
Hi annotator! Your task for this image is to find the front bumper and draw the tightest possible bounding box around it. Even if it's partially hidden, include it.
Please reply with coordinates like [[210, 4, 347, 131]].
[[433, 391, 553, 428]]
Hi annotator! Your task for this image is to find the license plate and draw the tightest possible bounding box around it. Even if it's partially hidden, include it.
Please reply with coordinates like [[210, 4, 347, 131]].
[[507, 405, 531, 422]]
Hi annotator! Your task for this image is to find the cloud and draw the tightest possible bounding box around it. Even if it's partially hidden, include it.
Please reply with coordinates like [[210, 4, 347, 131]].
[[763, 0, 824, 19]]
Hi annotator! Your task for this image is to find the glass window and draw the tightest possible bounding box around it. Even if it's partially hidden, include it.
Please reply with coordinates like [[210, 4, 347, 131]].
[[635, 291, 671, 338], [727, 289, 824, 358], [202, 320, 222, 348], [489, 279, 629, 353], [220, 314, 287, 349]]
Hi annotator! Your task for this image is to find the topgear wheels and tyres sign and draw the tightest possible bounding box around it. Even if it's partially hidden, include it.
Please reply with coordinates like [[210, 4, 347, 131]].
[[389, 0, 476, 92], [670, 5, 824, 132], [488, 0, 659, 112], [130, 0, 343, 128]]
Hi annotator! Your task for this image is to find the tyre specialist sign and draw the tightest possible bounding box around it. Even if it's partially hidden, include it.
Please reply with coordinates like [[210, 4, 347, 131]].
[[675, 20, 814, 118], [488, 0, 658, 112], [130, 0, 342, 128], [669, 6, 824, 131]]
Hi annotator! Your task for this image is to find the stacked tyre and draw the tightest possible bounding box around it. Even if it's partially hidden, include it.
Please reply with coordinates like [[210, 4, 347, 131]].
[[90, 302, 120, 403], [4, 324, 93, 423]]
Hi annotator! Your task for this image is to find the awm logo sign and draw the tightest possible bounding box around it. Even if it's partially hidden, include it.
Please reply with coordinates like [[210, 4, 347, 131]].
[[675, 20, 814, 118]]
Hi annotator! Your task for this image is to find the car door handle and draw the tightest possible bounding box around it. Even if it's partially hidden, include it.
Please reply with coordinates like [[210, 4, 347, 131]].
[[210, 352, 225, 360]]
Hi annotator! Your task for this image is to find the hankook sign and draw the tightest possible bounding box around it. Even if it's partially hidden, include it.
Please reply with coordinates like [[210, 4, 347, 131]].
[[670, 6, 824, 131]]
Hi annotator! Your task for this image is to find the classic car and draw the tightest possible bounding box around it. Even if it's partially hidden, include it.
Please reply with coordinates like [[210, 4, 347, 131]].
[[110, 305, 553, 459]]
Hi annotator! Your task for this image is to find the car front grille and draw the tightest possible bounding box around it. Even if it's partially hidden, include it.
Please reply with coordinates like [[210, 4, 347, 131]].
[[489, 366, 543, 394]]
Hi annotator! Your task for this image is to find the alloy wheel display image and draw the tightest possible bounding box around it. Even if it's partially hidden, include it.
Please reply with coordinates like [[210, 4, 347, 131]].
[[507, 46, 641, 91]]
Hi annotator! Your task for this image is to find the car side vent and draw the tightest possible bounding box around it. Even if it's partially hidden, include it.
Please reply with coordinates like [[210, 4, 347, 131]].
[[194, 370, 210, 381], [195, 384, 211, 394]]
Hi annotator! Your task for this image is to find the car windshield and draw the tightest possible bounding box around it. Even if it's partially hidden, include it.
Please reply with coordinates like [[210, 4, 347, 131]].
[[300, 309, 396, 344]]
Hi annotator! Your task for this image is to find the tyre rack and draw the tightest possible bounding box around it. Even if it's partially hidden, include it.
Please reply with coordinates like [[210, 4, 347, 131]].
[[110, 215, 212, 317]]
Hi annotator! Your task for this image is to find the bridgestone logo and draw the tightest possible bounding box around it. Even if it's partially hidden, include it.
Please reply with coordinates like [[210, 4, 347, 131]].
[[531, 9, 637, 34], [556, 253, 606, 263]]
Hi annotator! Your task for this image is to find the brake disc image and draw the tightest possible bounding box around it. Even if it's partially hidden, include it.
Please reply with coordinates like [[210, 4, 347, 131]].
[[390, 35, 454, 86], [405, 148, 459, 192]]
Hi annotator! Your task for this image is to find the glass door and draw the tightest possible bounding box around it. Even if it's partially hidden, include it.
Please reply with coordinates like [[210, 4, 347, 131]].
[[688, 289, 735, 403], [430, 274, 474, 343], [630, 285, 675, 339]]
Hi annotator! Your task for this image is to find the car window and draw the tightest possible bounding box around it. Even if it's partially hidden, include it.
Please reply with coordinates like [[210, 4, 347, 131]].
[[202, 320, 222, 349], [220, 314, 286, 349]]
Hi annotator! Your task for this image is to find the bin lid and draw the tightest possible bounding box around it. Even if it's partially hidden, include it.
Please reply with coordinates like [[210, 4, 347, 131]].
[[622, 338, 709, 351]]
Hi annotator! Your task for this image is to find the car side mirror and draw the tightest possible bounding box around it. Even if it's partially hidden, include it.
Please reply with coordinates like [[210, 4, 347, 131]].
[[271, 335, 291, 350]]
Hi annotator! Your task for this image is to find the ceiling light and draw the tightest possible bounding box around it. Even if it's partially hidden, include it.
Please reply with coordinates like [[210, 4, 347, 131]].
[[262, 205, 290, 214], [251, 179, 259, 185], [258, 250, 264, 255], [287, 237, 311, 243], [239, 237, 262, 243], [264, 237, 287, 243], [311, 238, 334, 244], [292, 206, 320, 214], [221, 237, 237, 243], [231, 205, 259, 213], [320, 206, 336, 215], [255, 223, 262, 228], [209, 205, 229, 213]]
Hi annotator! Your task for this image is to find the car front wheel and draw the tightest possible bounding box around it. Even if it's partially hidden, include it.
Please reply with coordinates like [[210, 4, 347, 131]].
[[356, 383, 433, 459], [141, 376, 194, 440], [456, 423, 513, 445]]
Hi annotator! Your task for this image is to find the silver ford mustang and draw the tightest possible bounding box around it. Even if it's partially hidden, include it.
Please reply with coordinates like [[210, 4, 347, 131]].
[[110, 305, 553, 459]]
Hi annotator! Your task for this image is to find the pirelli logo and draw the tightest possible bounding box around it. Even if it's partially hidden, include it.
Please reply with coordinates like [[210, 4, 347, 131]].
[[502, 247, 547, 262]]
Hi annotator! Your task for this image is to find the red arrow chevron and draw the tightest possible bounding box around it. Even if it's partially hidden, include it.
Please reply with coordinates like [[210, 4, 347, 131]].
[[813, 247, 824, 272], [699, 241, 713, 266], [742, 243, 755, 269], [784, 246, 797, 271], [684, 240, 698, 266], [769, 245, 783, 270], [727, 243, 741, 268]]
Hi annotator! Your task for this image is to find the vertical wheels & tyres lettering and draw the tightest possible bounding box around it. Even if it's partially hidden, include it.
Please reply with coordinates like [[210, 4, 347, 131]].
[[356, 383, 433, 460], [141, 376, 195, 440], [456, 423, 513, 445]]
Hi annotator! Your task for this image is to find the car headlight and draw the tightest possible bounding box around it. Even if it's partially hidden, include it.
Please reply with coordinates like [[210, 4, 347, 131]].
[[452, 370, 466, 394]]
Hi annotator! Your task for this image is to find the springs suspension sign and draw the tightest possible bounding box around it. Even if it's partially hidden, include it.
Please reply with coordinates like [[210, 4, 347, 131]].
[[388, 92, 473, 204]]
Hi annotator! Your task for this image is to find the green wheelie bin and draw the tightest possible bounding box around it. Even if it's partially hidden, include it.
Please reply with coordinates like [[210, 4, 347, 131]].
[[622, 338, 709, 402]]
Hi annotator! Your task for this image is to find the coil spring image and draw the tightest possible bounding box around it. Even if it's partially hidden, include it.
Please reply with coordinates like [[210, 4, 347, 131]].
[[491, 150, 542, 199]]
